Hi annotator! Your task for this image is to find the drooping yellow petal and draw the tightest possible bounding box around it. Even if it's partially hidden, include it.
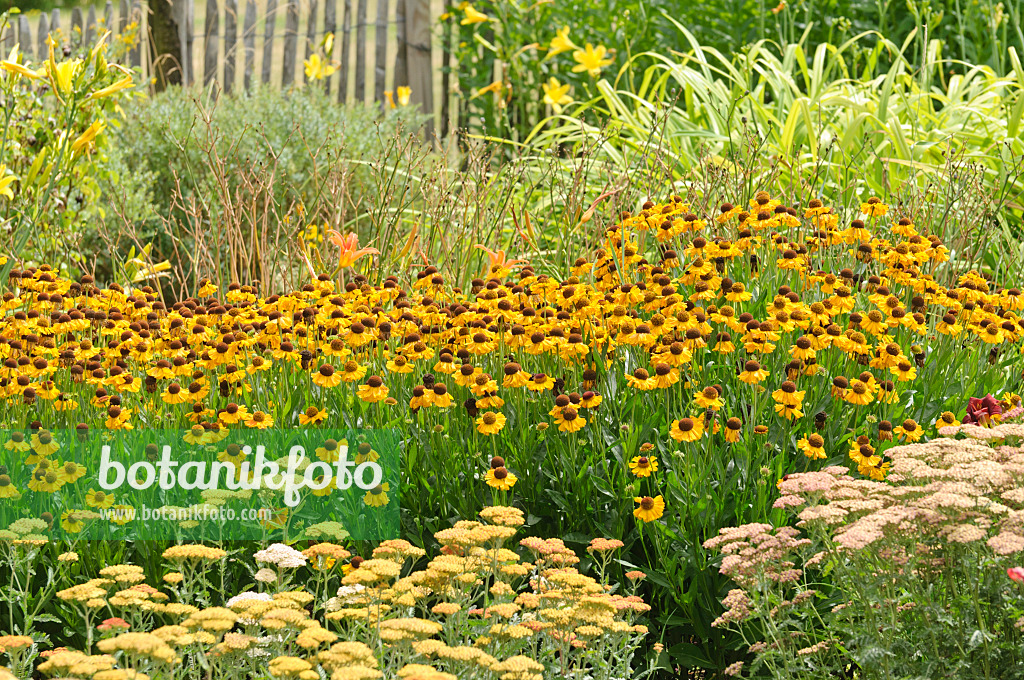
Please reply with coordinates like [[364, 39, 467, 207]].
[[90, 74, 133, 99], [460, 4, 489, 24]]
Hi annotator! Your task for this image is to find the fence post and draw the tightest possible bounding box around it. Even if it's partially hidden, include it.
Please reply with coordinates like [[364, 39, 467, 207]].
[[85, 6, 96, 46], [354, 0, 366, 102], [392, 0, 406, 91], [305, 0, 317, 62], [36, 13, 49, 59], [50, 9, 60, 44], [18, 15, 31, 60], [179, 0, 196, 86], [243, 0, 256, 91], [71, 8, 83, 48], [406, 0, 433, 135], [262, 0, 277, 85], [373, 0, 389, 107], [323, 0, 335, 94], [203, 0, 219, 86], [282, 0, 298, 87], [118, 0, 128, 36], [224, 0, 237, 92], [129, 0, 142, 67], [338, 0, 350, 101]]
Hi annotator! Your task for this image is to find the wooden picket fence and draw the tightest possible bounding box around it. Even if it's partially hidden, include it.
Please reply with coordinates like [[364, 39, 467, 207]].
[[0, 2, 144, 66], [2, 0, 443, 135]]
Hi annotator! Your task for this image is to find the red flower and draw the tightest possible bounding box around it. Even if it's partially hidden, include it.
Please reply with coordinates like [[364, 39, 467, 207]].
[[965, 394, 1002, 425], [1008, 567, 1024, 583]]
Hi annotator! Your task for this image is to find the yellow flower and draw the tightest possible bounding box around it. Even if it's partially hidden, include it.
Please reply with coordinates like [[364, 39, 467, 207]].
[[71, 120, 106, 156], [628, 455, 658, 478], [472, 79, 505, 100], [485, 466, 517, 490], [633, 495, 664, 522], [476, 410, 506, 434], [0, 52, 42, 79], [545, 26, 577, 59], [571, 43, 613, 78], [460, 4, 489, 24], [397, 86, 411, 106], [90, 72, 133, 99], [364, 482, 391, 507], [48, 53, 82, 96], [61, 510, 85, 533], [0, 165, 16, 200], [541, 77, 572, 114], [796, 434, 826, 460], [304, 53, 338, 81], [86, 488, 115, 509]]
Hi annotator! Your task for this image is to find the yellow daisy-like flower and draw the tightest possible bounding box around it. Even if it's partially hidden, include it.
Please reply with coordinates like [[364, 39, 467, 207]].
[[628, 455, 658, 478], [363, 482, 391, 507], [86, 488, 115, 509], [60, 510, 85, 533], [476, 411, 507, 435], [298, 407, 327, 425], [356, 376, 389, 403], [485, 466, 517, 491], [796, 434, 826, 460], [633, 495, 665, 522], [670, 415, 704, 443]]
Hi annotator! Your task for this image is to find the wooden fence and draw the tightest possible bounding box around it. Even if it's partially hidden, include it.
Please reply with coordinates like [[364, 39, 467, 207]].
[[1, 2, 144, 66], [2, 0, 441, 134]]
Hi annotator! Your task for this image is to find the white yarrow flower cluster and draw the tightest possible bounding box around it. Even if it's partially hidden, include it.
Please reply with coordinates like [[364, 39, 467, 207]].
[[253, 543, 308, 568], [226, 591, 273, 608], [254, 568, 278, 583]]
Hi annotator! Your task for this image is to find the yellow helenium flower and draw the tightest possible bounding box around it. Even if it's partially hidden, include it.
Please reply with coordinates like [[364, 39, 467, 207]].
[[628, 455, 657, 478], [633, 495, 664, 522]]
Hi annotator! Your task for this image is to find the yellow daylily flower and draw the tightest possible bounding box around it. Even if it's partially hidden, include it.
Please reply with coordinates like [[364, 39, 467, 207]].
[[0, 165, 16, 200], [304, 53, 338, 81], [471, 79, 505, 100], [71, 120, 106, 156], [571, 43, 613, 78], [542, 77, 572, 114], [460, 4, 489, 24], [46, 36, 81, 96], [545, 26, 577, 60], [384, 90, 396, 108], [397, 86, 411, 106], [90, 71, 133, 99], [1, 46, 42, 79]]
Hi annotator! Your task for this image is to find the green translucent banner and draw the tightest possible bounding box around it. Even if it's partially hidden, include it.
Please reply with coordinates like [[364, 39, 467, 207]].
[[0, 429, 399, 541]]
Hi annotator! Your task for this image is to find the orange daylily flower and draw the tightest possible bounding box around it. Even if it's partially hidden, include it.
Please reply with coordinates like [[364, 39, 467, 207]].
[[327, 230, 380, 268], [475, 245, 528, 278]]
